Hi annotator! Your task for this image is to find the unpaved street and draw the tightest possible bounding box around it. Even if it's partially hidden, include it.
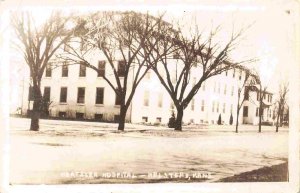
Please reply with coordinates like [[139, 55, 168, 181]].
[[9, 118, 288, 184]]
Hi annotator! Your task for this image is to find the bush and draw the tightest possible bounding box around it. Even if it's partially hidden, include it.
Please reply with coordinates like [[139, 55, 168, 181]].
[[168, 112, 176, 128], [229, 114, 233, 125], [217, 114, 222, 125]]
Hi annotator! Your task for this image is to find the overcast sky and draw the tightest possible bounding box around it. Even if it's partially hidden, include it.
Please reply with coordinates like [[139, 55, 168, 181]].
[[1, 0, 298, 111]]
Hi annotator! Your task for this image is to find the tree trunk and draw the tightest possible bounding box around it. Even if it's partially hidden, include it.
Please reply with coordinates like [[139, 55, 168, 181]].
[[30, 85, 42, 131], [118, 105, 127, 131], [279, 111, 284, 127], [235, 107, 240, 133], [258, 104, 262, 133], [174, 107, 184, 131], [276, 105, 281, 132]]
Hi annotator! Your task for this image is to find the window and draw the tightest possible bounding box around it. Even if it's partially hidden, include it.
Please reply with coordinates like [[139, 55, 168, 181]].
[[224, 85, 227, 95], [28, 86, 34, 101], [60, 87, 67, 103], [231, 86, 234, 96], [58, 111, 66, 118], [270, 95, 272, 102], [216, 102, 219, 113], [218, 83, 221, 93], [244, 87, 249, 100], [243, 106, 248, 117], [114, 115, 120, 122], [79, 62, 86, 77], [191, 99, 195, 111], [95, 114, 103, 120], [223, 103, 226, 113], [158, 93, 163, 107], [76, 112, 84, 119], [264, 94, 266, 100], [115, 93, 122, 105], [98, 61, 105, 77], [144, 90, 149, 106], [118, 60, 126, 77], [225, 71, 228, 76], [142, 116, 148, 123], [156, 117, 162, 123], [45, 64, 52, 77], [256, 108, 259, 117], [201, 100, 205, 112], [233, 69, 235, 78], [43, 87, 51, 102], [95, 87, 104, 104], [77, 87, 85, 103], [62, 63, 68, 77], [239, 70, 242, 80], [212, 101, 215, 112]]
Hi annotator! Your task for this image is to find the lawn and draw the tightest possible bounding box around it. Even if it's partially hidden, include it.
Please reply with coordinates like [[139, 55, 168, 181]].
[[9, 117, 288, 184]]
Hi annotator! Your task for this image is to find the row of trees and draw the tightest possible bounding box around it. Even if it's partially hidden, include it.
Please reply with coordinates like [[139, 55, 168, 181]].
[[13, 11, 286, 132]]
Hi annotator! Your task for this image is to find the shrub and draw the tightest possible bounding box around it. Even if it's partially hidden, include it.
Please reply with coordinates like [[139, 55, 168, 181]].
[[217, 114, 222, 125], [229, 114, 233, 125], [168, 111, 176, 128]]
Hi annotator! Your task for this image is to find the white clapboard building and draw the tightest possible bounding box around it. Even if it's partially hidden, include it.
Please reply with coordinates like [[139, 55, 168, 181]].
[[19, 54, 274, 126]]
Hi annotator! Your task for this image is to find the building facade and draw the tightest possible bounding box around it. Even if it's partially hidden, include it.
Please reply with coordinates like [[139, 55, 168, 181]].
[[20, 55, 275, 126]]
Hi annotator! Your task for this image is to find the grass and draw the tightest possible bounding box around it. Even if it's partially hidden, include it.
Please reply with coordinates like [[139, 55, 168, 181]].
[[217, 162, 288, 182]]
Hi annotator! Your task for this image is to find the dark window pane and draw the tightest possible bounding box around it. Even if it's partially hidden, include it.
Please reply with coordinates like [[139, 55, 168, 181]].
[[76, 112, 84, 119], [60, 87, 67, 103], [95, 114, 103, 120], [62, 63, 68, 77], [43, 87, 51, 102], [79, 62, 86, 77], [142, 116, 148, 122], [45, 65, 52, 77], [114, 115, 120, 122], [243, 106, 248, 117], [77, 87, 85, 103], [117, 60, 126, 77], [95, 87, 104, 104], [98, 61, 106, 77], [59, 111, 66, 118], [115, 93, 122, 105], [28, 86, 34, 101]]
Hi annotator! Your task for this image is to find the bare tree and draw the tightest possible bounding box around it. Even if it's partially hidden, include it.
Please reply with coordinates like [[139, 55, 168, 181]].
[[235, 70, 257, 133], [12, 11, 73, 131], [144, 23, 256, 131], [59, 11, 166, 131], [275, 82, 289, 132], [255, 78, 268, 133]]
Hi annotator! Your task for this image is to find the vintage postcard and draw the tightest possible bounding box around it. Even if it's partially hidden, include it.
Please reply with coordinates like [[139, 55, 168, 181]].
[[0, 0, 299, 193]]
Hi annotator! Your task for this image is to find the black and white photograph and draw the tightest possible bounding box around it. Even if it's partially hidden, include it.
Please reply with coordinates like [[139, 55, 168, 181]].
[[0, 0, 299, 193]]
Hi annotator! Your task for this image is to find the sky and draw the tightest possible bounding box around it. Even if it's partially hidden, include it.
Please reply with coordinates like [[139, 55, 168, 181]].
[[1, 0, 299, 111]]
